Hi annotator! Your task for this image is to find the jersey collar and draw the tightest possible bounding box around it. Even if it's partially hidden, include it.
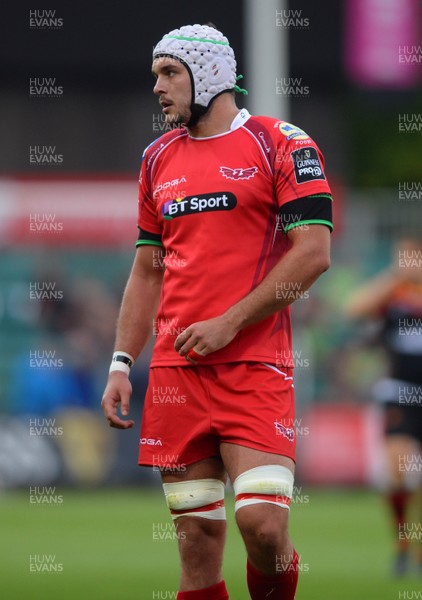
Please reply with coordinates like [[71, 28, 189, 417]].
[[230, 108, 251, 131], [187, 109, 251, 140]]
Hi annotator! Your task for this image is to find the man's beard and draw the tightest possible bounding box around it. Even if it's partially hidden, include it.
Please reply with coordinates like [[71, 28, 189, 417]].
[[166, 109, 190, 127]]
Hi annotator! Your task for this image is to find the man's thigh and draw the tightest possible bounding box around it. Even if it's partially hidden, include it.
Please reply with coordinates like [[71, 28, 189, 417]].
[[160, 456, 227, 484], [211, 362, 296, 462], [221, 444, 295, 526], [160, 457, 228, 525], [220, 443, 295, 483], [139, 365, 220, 469]]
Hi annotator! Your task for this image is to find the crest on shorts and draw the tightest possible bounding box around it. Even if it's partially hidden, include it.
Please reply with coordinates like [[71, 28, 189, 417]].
[[274, 420, 295, 442]]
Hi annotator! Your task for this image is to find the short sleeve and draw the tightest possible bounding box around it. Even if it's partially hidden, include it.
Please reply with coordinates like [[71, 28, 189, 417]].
[[274, 122, 332, 207], [273, 121, 333, 232]]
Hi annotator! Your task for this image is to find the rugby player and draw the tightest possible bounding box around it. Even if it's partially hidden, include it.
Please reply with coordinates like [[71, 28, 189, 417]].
[[101, 23, 333, 599], [346, 237, 422, 576]]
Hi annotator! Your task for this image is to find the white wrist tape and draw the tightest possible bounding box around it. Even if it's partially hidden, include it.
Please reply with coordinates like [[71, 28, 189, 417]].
[[109, 351, 135, 375]]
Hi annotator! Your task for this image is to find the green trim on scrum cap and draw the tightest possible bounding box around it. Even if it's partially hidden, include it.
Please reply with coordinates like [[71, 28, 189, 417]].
[[163, 34, 230, 46], [234, 74, 248, 95]]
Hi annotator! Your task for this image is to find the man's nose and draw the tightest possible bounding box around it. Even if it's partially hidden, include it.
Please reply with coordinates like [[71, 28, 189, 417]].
[[153, 76, 166, 95]]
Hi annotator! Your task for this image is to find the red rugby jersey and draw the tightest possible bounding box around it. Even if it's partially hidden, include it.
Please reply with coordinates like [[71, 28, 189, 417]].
[[137, 110, 332, 367]]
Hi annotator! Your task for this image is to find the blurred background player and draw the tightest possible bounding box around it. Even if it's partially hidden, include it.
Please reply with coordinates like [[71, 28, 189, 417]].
[[102, 23, 333, 599], [346, 237, 422, 576]]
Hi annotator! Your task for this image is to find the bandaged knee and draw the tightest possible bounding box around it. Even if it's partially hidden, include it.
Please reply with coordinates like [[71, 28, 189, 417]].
[[163, 478, 226, 520], [233, 465, 294, 512]]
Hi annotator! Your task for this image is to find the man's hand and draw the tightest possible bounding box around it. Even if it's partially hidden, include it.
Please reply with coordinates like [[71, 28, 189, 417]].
[[101, 372, 135, 429], [174, 314, 239, 358]]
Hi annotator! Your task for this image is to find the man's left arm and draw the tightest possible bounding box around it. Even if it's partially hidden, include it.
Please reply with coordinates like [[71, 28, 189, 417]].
[[174, 224, 330, 357]]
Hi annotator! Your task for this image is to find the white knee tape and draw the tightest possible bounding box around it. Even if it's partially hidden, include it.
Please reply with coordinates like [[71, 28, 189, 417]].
[[162, 478, 226, 521], [233, 465, 294, 512]]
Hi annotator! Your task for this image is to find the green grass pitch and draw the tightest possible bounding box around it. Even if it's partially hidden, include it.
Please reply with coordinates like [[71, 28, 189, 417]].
[[0, 487, 420, 599]]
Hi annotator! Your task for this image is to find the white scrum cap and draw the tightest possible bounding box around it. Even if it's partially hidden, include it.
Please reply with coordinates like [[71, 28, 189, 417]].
[[152, 24, 237, 110]]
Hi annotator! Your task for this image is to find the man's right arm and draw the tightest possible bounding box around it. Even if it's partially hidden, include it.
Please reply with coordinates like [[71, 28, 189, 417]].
[[101, 245, 164, 429]]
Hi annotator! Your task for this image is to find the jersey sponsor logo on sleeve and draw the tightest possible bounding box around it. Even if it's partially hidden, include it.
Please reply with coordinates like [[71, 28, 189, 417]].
[[258, 132, 271, 154], [220, 166, 258, 180], [290, 147, 325, 184], [277, 121, 310, 141], [162, 192, 237, 219]]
